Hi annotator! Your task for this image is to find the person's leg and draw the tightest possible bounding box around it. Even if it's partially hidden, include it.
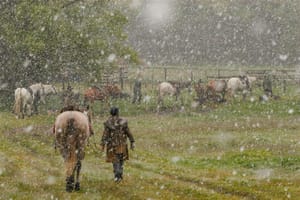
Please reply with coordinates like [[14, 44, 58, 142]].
[[112, 153, 124, 182]]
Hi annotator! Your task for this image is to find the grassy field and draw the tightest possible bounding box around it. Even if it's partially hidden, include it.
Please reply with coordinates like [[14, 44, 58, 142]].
[[1, 86, 300, 200]]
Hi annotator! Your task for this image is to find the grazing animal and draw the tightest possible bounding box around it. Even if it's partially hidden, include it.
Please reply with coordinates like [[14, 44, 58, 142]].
[[227, 76, 250, 99], [83, 86, 107, 105], [206, 79, 227, 102], [54, 110, 92, 192], [83, 85, 122, 105], [157, 82, 178, 105], [29, 83, 45, 114], [103, 84, 122, 99], [29, 83, 45, 103], [13, 88, 33, 119], [43, 84, 57, 96], [168, 80, 192, 93]]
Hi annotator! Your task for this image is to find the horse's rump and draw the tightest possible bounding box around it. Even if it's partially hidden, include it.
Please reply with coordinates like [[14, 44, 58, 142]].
[[14, 88, 23, 115], [55, 111, 90, 160], [14, 88, 33, 118]]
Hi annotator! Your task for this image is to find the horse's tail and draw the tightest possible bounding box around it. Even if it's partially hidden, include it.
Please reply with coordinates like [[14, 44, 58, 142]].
[[63, 117, 82, 179], [14, 89, 23, 117], [60, 118, 76, 160], [66, 118, 76, 135]]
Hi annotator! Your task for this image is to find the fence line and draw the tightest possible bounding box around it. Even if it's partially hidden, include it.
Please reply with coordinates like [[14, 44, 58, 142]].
[[127, 67, 298, 82]]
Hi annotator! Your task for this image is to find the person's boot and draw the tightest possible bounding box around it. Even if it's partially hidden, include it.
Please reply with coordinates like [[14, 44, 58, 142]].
[[114, 175, 119, 182], [114, 173, 122, 183]]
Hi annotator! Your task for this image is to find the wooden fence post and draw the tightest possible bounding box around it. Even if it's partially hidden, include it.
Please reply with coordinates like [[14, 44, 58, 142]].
[[152, 68, 154, 91], [164, 68, 167, 81], [119, 67, 123, 90]]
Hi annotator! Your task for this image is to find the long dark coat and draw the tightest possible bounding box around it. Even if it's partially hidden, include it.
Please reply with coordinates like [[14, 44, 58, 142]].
[[101, 116, 135, 162]]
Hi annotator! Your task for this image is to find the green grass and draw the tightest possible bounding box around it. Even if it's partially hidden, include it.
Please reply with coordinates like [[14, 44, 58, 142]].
[[1, 85, 300, 199]]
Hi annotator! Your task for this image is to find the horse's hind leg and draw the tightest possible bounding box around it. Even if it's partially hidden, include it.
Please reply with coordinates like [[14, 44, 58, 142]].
[[20, 103, 25, 119], [74, 160, 81, 191], [65, 154, 76, 192]]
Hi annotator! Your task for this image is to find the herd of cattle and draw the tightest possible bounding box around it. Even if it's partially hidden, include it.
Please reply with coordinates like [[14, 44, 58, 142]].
[[13, 74, 275, 118]]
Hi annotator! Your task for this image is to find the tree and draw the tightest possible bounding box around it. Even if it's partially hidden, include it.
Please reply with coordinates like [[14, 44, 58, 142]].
[[0, 0, 138, 109]]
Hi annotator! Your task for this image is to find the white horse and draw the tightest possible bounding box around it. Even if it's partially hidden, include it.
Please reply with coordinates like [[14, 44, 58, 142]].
[[227, 76, 250, 99], [13, 88, 33, 119], [29, 83, 46, 114], [29, 83, 45, 104], [43, 84, 57, 96], [157, 82, 178, 105]]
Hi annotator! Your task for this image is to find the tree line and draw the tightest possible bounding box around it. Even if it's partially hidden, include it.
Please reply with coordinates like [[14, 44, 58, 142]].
[[0, 0, 138, 92]]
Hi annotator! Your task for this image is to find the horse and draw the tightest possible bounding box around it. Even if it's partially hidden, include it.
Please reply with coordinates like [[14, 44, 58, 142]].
[[83, 86, 107, 105], [206, 79, 227, 102], [43, 84, 57, 96], [168, 80, 192, 93], [103, 84, 122, 99], [157, 82, 179, 105], [227, 75, 250, 99], [53, 110, 92, 192], [29, 83, 45, 114], [83, 84, 123, 105], [13, 88, 33, 119]]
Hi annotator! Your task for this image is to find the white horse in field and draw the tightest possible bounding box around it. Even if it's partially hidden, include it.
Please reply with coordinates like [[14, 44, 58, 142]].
[[227, 76, 251, 99], [29, 83, 57, 114], [157, 82, 178, 105], [43, 84, 57, 96], [13, 88, 33, 119], [29, 83, 45, 104]]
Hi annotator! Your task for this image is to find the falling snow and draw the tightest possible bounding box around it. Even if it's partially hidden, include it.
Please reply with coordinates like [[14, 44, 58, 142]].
[[0, 1, 299, 199], [24, 125, 33, 133]]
